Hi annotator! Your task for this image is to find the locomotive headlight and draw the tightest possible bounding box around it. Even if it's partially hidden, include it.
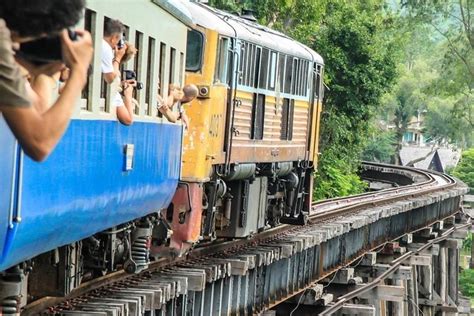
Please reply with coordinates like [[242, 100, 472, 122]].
[[197, 85, 210, 99]]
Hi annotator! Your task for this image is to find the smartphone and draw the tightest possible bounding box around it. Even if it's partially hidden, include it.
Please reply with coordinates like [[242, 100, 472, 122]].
[[16, 30, 78, 66]]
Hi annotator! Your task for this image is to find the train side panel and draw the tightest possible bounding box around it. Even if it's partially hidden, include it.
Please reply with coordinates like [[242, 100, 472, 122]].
[[0, 120, 182, 271]]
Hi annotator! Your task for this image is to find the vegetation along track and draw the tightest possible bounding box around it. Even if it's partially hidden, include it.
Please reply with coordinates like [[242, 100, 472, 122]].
[[24, 162, 467, 315]]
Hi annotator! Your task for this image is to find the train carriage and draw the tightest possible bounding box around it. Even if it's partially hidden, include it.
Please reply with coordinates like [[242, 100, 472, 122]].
[[0, 0, 193, 304]]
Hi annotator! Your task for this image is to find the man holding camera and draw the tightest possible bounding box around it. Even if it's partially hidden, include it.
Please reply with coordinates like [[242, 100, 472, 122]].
[[102, 19, 136, 126], [0, 0, 93, 161]]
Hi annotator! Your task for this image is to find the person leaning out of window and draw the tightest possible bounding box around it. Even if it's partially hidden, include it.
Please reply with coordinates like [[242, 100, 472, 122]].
[[0, 0, 93, 161]]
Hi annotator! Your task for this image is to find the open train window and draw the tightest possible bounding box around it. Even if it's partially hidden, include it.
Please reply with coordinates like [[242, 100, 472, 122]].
[[253, 47, 261, 88], [284, 56, 293, 94], [169, 47, 176, 84], [133, 31, 143, 114], [185, 29, 204, 72], [145, 37, 156, 116], [314, 64, 322, 99], [278, 53, 286, 92], [301, 60, 309, 97], [158, 42, 166, 97], [81, 9, 95, 111], [258, 48, 269, 89], [281, 98, 294, 140], [238, 42, 245, 85], [215, 37, 230, 84], [251, 93, 265, 140]]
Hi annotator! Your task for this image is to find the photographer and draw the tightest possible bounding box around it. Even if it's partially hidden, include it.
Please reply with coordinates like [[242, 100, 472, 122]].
[[0, 0, 93, 161], [102, 19, 125, 84], [102, 19, 139, 125]]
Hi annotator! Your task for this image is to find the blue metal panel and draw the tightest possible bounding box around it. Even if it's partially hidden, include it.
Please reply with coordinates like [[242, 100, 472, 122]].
[[0, 118, 18, 261], [0, 119, 182, 270]]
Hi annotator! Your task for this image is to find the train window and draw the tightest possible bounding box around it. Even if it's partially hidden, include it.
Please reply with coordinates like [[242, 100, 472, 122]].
[[302, 61, 309, 96], [253, 47, 261, 88], [284, 56, 293, 94], [169, 47, 176, 84], [134, 31, 143, 114], [185, 29, 204, 72], [245, 43, 253, 86], [281, 98, 294, 140], [314, 64, 322, 99], [179, 52, 184, 86], [145, 37, 156, 116], [158, 42, 166, 97], [291, 58, 299, 95], [278, 53, 286, 92], [268, 51, 277, 90], [82, 9, 95, 111], [251, 93, 265, 140], [216, 37, 230, 84], [238, 42, 245, 85], [258, 48, 269, 89]]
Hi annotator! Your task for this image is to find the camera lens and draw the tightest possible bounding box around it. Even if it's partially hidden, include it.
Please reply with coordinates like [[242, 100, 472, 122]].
[[136, 82, 144, 90]]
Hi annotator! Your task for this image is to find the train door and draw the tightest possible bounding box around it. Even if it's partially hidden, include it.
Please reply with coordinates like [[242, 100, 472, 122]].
[[310, 63, 323, 164], [223, 38, 240, 173]]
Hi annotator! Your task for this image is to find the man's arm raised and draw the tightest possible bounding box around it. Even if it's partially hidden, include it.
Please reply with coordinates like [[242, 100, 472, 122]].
[[0, 30, 93, 161]]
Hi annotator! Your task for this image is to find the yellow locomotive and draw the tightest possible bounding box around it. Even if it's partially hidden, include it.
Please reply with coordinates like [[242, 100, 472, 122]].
[[168, 3, 324, 254]]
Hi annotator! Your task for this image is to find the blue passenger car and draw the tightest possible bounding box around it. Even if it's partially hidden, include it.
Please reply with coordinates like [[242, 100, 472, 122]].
[[0, 118, 183, 271]]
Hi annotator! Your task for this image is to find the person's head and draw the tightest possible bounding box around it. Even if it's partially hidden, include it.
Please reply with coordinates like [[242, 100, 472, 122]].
[[120, 42, 138, 64], [0, 0, 85, 42], [181, 84, 198, 104], [103, 19, 124, 49]]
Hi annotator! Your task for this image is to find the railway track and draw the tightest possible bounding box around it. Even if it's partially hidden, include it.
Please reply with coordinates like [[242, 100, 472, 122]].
[[23, 163, 468, 315]]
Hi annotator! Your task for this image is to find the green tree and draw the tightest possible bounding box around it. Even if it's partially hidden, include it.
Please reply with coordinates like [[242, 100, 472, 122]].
[[362, 130, 396, 163], [403, 0, 474, 133], [452, 148, 474, 189]]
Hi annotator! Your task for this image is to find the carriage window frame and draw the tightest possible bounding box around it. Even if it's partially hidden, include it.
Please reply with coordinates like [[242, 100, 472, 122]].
[[215, 37, 231, 84], [258, 48, 269, 89], [268, 51, 277, 90], [185, 29, 204, 72]]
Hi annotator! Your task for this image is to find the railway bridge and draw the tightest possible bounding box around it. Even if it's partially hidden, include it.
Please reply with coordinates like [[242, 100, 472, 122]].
[[24, 163, 470, 315]]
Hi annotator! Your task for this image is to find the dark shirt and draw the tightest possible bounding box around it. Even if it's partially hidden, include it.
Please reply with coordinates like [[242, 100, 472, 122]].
[[0, 19, 31, 108]]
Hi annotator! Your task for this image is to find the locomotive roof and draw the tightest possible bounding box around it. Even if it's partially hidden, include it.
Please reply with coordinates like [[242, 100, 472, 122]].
[[152, 0, 194, 27], [183, 2, 324, 65]]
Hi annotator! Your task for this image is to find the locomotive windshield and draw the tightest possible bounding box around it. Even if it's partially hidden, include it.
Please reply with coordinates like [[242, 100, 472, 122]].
[[185, 29, 204, 72]]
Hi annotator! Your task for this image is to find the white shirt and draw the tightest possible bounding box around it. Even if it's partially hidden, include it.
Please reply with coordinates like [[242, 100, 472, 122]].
[[101, 39, 123, 107], [101, 39, 114, 73]]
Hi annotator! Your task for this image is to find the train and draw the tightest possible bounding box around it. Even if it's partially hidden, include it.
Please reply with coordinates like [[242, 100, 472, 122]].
[[0, 0, 324, 310]]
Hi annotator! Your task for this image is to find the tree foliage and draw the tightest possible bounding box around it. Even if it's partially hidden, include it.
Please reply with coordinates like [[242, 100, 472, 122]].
[[460, 268, 474, 299], [452, 148, 474, 189], [403, 0, 474, 134], [362, 130, 396, 163]]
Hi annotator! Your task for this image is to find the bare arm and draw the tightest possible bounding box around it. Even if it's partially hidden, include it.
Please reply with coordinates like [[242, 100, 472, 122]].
[[157, 94, 178, 123], [116, 81, 135, 126], [0, 30, 93, 161]]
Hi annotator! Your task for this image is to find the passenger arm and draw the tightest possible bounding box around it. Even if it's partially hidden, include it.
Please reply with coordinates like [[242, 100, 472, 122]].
[[0, 30, 93, 161]]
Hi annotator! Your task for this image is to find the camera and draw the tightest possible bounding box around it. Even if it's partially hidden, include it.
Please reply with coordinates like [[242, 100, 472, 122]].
[[123, 70, 144, 90], [16, 30, 78, 66], [117, 33, 126, 49]]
